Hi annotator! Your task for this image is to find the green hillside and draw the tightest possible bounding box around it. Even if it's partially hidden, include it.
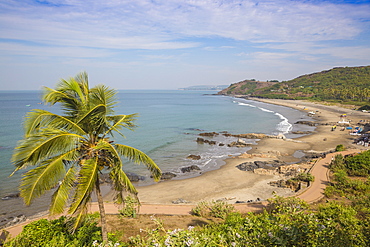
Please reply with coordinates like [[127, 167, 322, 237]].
[[220, 66, 370, 106]]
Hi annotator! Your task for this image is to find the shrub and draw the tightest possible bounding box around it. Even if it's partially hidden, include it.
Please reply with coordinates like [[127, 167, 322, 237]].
[[119, 196, 139, 218], [191, 200, 235, 219], [4, 214, 102, 247], [335, 144, 346, 151]]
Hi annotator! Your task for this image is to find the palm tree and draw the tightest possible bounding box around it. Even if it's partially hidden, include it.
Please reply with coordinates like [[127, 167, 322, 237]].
[[11, 72, 161, 242]]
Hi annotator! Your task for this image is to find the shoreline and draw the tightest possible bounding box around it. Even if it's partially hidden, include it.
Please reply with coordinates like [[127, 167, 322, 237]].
[[3, 98, 369, 237], [106, 98, 369, 205]]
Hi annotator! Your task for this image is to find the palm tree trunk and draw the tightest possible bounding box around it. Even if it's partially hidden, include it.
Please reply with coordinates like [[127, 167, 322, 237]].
[[95, 178, 108, 242]]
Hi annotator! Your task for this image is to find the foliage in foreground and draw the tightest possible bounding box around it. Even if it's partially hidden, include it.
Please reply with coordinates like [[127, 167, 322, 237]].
[[7, 150, 370, 246], [128, 197, 369, 246], [3, 214, 114, 247]]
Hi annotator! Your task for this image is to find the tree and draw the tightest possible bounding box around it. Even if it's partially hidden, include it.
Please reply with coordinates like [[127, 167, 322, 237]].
[[10, 72, 161, 242]]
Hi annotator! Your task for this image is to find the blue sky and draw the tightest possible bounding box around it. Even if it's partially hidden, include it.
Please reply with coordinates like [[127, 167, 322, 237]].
[[1, 0, 369, 90]]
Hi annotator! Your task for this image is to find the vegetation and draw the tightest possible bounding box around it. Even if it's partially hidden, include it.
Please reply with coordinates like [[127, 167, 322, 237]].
[[220, 66, 370, 106], [335, 144, 346, 152], [119, 196, 139, 218], [4, 214, 108, 247], [7, 148, 370, 246], [191, 200, 235, 219], [10, 72, 161, 242]]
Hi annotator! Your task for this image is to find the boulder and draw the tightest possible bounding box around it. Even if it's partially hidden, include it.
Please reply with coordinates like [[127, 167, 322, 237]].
[[172, 198, 190, 204], [126, 172, 146, 182], [181, 165, 201, 173], [187, 154, 201, 160], [199, 132, 219, 137], [295, 121, 317, 126], [160, 172, 177, 180], [1, 193, 20, 200]]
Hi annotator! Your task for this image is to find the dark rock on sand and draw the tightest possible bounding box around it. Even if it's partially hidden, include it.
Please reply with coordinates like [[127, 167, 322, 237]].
[[172, 198, 190, 204], [0, 214, 27, 228], [160, 172, 177, 180], [295, 121, 317, 126], [236, 160, 286, 172], [181, 165, 201, 173]]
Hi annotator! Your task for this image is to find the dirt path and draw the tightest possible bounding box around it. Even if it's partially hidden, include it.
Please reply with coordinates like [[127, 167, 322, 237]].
[[296, 149, 363, 203]]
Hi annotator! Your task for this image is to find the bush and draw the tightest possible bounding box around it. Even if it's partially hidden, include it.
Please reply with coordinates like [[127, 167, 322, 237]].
[[4, 214, 102, 247], [119, 196, 139, 218], [191, 200, 235, 219], [335, 144, 346, 151]]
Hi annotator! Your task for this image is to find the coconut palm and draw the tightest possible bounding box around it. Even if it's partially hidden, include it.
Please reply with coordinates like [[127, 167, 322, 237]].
[[11, 72, 161, 242]]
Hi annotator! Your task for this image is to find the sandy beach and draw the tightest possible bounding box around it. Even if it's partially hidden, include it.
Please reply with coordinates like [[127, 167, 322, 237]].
[[4, 98, 370, 238]]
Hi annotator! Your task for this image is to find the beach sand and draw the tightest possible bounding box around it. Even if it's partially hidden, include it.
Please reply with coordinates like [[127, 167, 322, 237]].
[[4, 98, 370, 238]]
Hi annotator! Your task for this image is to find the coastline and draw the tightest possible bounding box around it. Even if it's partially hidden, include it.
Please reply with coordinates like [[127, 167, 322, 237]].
[[107, 98, 370, 205], [4, 98, 370, 238]]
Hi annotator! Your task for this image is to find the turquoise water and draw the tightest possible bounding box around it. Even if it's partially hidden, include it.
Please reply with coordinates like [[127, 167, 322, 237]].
[[0, 90, 313, 220]]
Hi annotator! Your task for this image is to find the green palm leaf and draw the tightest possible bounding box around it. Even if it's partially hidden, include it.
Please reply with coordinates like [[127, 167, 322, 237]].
[[104, 114, 138, 137], [115, 143, 161, 181], [50, 165, 77, 215], [20, 157, 67, 205], [12, 130, 82, 170], [24, 109, 86, 136], [68, 157, 99, 215]]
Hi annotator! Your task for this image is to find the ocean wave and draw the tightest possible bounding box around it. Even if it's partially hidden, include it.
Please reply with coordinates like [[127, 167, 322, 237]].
[[234, 101, 257, 108], [258, 107, 274, 113], [235, 99, 293, 134], [275, 112, 293, 134]]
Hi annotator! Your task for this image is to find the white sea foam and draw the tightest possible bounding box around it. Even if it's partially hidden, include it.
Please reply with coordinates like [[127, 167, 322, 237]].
[[234, 99, 293, 134], [258, 107, 274, 113], [234, 101, 256, 107], [275, 112, 293, 134]]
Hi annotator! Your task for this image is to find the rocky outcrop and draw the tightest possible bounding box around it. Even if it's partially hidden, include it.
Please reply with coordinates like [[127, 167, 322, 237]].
[[187, 154, 201, 160], [160, 172, 177, 180], [295, 120, 317, 126], [196, 138, 217, 145], [100, 172, 145, 183], [199, 132, 219, 137], [1, 214, 26, 228], [236, 160, 286, 172], [181, 165, 201, 173], [238, 151, 284, 159], [1, 193, 20, 200], [227, 138, 251, 147], [223, 133, 268, 139]]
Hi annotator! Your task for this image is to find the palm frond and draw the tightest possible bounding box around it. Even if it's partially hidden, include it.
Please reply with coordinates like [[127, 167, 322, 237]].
[[104, 114, 138, 137], [109, 165, 138, 204], [50, 165, 77, 215], [20, 155, 69, 205], [12, 129, 82, 171], [42, 85, 81, 117], [24, 109, 86, 136], [90, 84, 117, 111], [68, 158, 99, 215], [115, 144, 162, 181], [69, 204, 88, 233]]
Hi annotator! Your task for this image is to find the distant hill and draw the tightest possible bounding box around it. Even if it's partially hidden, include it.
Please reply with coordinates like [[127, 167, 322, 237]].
[[218, 66, 370, 105], [180, 85, 229, 90]]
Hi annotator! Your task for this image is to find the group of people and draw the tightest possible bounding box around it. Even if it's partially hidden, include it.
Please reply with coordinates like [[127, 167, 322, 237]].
[[355, 135, 369, 147]]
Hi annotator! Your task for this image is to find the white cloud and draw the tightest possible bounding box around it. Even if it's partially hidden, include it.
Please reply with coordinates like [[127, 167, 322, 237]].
[[1, 0, 369, 50]]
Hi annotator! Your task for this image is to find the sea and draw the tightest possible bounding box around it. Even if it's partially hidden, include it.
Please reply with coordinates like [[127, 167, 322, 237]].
[[0, 90, 314, 225]]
